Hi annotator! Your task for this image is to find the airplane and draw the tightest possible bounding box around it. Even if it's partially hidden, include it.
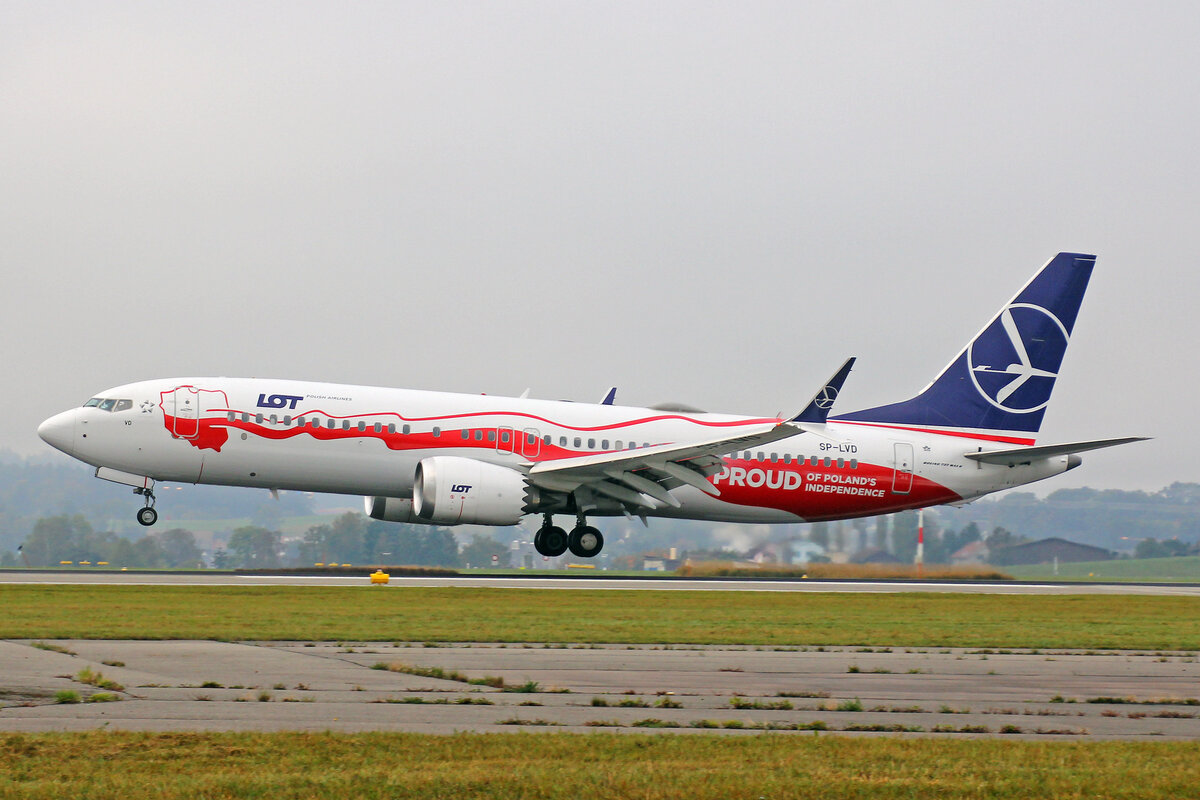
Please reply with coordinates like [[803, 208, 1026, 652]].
[[38, 253, 1146, 559]]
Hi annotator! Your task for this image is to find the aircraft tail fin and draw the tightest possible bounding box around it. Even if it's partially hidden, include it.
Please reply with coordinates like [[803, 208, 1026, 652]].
[[833, 252, 1096, 442]]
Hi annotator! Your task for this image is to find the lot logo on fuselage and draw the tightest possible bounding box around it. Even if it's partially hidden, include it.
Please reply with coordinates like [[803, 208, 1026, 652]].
[[257, 393, 304, 410], [967, 303, 1068, 414], [450, 484, 472, 494]]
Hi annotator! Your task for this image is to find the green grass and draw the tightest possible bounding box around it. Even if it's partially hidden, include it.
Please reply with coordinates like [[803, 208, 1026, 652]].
[[1013, 556, 1200, 582], [2, 585, 1200, 649], [0, 732, 1197, 799]]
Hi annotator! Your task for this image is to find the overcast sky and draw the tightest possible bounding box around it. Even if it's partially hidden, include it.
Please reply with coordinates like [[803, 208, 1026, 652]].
[[3, 2, 1197, 493]]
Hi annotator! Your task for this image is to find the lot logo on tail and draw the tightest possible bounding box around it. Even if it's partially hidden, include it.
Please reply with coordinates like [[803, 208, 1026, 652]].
[[967, 303, 1068, 414]]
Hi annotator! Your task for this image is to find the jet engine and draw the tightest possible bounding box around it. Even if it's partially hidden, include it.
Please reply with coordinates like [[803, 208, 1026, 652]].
[[364, 495, 419, 523], [413, 456, 537, 526]]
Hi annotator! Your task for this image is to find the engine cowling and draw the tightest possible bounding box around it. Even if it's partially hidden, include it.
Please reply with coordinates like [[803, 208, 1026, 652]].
[[364, 495, 419, 523], [413, 456, 534, 526]]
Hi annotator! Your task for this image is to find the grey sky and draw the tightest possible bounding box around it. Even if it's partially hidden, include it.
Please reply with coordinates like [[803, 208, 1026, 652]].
[[3, 2, 1197, 493]]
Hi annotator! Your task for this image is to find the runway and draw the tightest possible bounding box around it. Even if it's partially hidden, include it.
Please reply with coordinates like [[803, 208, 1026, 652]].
[[3, 639, 1198, 739], [2, 569, 1200, 595]]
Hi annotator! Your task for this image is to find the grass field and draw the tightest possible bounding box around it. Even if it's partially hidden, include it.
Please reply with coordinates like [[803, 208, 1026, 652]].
[[1013, 556, 1200, 582], [1, 732, 1197, 799], [2, 586, 1199, 649]]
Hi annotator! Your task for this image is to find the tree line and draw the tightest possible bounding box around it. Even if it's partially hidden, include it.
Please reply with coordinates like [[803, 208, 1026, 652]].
[[2, 512, 512, 570]]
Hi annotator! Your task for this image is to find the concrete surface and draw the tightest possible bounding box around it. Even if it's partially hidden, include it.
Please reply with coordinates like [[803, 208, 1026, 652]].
[[3, 639, 1198, 739]]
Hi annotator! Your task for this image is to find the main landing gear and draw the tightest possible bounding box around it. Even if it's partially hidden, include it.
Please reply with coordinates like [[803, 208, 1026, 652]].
[[134, 486, 158, 527], [534, 514, 604, 559]]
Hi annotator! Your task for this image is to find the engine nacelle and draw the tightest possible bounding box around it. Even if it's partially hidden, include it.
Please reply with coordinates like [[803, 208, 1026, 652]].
[[413, 456, 533, 526], [364, 495, 419, 523]]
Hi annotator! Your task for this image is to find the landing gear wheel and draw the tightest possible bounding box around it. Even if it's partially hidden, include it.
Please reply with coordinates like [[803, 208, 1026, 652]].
[[535, 525, 568, 557], [136, 507, 158, 527], [568, 526, 604, 558]]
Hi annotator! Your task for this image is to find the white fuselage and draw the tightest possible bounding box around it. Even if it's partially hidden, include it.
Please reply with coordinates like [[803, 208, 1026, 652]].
[[38, 377, 1072, 525]]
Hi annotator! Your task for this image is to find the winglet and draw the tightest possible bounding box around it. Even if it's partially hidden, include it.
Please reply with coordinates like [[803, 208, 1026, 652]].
[[600, 387, 617, 405], [792, 358, 855, 424]]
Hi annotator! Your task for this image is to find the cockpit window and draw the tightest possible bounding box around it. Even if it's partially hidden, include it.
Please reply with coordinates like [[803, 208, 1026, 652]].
[[83, 397, 134, 412]]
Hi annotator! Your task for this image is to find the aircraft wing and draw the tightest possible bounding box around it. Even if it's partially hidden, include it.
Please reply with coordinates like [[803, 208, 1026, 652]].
[[964, 436, 1149, 466], [528, 359, 854, 511], [527, 420, 801, 509]]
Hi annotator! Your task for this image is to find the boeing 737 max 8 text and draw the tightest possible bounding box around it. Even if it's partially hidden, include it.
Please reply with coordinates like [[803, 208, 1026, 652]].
[[38, 253, 1146, 559]]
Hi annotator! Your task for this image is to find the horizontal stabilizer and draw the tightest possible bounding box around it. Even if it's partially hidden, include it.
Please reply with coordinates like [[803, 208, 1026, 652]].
[[965, 436, 1149, 466]]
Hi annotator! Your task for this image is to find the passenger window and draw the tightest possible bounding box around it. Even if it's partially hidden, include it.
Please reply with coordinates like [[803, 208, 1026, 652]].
[[770, 452, 778, 462], [227, 412, 236, 422], [461, 429, 469, 439], [373, 422, 382, 433], [283, 415, 292, 425], [387, 423, 395, 434], [402, 424, 410, 435], [242, 413, 250, 424], [560, 436, 567, 447], [114, 399, 132, 412], [601, 439, 609, 449], [824, 457, 832, 467], [757, 452, 764, 461], [487, 430, 496, 442], [588, 438, 596, 449], [574, 437, 582, 448], [543, 435, 551, 445], [270, 415, 278, 425], [256, 414, 264, 424], [296, 416, 305, 426], [432, 427, 441, 437], [340, 420, 349, 431], [850, 459, 858, 469], [310, 419, 320, 429], [500, 430, 511, 443], [837, 458, 844, 469], [327, 419, 336, 429], [616, 440, 623, 450], [475, 430, 484, 441]]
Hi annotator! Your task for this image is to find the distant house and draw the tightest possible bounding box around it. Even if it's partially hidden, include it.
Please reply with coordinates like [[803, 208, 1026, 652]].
[[850, 547, 901, 564], [789, 541, 828, 564], [642, 553, 684, 572], [990, 537, 1115, 566], [950, 541, 990, 565]]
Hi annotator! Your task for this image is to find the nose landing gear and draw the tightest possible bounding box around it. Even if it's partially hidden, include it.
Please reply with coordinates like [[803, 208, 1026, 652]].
[[135, 486, 158, 527], [534, 513, 604, 559]]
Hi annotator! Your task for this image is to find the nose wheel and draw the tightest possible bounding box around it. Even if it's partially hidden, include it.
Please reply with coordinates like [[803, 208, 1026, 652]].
[[135, 486, 158, 527]]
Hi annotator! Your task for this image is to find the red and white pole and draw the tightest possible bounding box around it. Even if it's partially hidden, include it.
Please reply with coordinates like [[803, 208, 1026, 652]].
[[915, 508, 925, 574]]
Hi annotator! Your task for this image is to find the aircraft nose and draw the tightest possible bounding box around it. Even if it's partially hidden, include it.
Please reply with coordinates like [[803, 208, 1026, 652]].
[[38, 409, 77, 455]]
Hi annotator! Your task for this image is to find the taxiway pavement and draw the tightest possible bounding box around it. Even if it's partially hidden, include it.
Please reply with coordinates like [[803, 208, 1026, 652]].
[[3, 639, 1198, 739], [3, 570, 1199, 595]]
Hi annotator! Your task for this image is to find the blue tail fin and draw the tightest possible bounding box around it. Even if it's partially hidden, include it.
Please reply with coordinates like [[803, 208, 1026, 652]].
[[833, 253, 1096, 441]]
